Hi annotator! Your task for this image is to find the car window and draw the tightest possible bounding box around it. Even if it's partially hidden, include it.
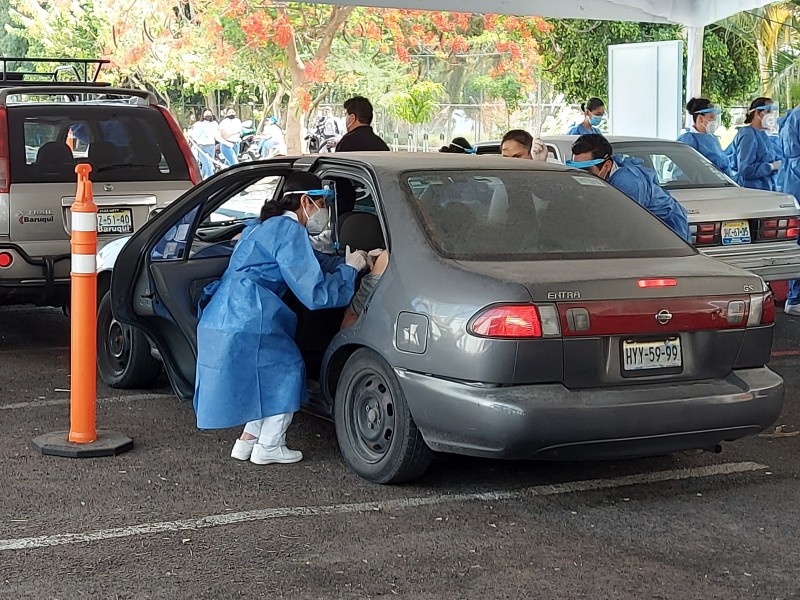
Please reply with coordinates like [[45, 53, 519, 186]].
[[209, 176, 280, 223], [615, 142, 733, 189], [8, 105, 190, 183], [403, 170, 693, 261]]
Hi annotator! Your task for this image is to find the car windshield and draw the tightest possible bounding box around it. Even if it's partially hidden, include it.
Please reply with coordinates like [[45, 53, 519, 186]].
[[402, 170, 694, 261], [614, 142, 734, 190]]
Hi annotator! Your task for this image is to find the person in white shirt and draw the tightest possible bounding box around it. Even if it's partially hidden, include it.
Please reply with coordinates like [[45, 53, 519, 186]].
[[189, 109, 219, 179], [258, 116, 288, 158], [217, 108, 243, 166]]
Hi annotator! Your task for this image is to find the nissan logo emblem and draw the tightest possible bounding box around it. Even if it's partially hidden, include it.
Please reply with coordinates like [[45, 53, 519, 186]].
[[655, 309, 673, 325], [104, 184, 114, 192]]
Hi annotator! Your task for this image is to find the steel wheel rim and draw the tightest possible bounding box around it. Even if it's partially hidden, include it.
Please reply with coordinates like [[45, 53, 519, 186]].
[[346, 370, 396, 464]]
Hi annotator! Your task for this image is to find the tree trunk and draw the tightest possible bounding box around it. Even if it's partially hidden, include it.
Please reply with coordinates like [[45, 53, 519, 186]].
[[283, 5, 354, 153]]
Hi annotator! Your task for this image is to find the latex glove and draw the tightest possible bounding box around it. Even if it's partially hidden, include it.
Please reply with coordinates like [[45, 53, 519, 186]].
[[532, 138, 549, 161], [771, 160, 782, 172], [365, 248, 385, 269], [345, 245, 368, 272]]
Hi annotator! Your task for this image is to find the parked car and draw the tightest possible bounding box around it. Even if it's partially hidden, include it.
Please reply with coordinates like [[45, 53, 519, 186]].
[[474, 136, 800, 282], [107, 153, 783, 483], [0, 57, 199, 311]]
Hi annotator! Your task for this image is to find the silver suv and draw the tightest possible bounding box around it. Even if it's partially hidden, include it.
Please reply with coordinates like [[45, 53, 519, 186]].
[[0, 57, 199, 307]]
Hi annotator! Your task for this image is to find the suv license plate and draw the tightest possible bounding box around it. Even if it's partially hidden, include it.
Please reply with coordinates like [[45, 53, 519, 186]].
[[97, 208, 133, 234], [722, 220, 751, 245], [622, 338, 682, 371]]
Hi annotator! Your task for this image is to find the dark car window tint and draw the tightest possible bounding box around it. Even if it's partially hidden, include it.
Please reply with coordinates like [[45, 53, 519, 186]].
[[403, 170, 694, 261], [8, 105, 189, 183], [614, 142, 733, 189]]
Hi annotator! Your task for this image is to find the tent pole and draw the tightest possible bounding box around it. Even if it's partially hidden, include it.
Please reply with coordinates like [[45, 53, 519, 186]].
[[685, 25, 705, 128]]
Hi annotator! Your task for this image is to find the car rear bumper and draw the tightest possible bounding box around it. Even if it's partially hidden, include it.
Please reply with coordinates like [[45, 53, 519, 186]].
[[700, 242, 800, 281], [397, 367, 784, 460]]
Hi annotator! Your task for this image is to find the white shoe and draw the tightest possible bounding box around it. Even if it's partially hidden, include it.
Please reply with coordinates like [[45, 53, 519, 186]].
[[231, 438, 257, 461], [785, 303, 800, 316], [250, 444, 303, 465]]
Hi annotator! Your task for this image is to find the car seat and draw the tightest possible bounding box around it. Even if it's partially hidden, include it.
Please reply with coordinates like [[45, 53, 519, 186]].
[[87, 141, 121, 172], [34, 142, 75, 178], [338, 212, 385, 252]]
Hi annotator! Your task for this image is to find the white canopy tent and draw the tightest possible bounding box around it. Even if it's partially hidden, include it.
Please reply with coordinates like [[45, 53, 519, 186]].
[[307, 0, 778, 99]]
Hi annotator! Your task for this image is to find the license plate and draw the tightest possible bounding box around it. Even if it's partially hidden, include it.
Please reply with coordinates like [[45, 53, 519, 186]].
[[722, 220, 751, 245], [622, 338, 682, 371], [96, 208, 133, 234]]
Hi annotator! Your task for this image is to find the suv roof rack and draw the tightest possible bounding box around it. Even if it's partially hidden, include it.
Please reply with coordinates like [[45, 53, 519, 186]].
[[0, 57, 110, 87], [0, 85, 158, 107]]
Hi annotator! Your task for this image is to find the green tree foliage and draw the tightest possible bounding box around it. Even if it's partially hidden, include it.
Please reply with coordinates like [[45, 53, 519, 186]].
[[385, 80, 444, 125], [701, 26, 759, 105], [0, 0, 27, 57]]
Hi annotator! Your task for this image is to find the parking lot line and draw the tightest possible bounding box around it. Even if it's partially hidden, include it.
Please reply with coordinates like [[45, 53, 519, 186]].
[[0, 393, 170, 411], [0, 461, 767, 552]]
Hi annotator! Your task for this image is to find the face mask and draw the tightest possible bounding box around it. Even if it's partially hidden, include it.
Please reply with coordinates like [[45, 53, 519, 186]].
[[304, 204, 330, 235], [763, 114, 778, 131], [589, 115, 604, 127], [705, 119, 718, 135], [226, 114, 236, 119], [204, 116, 213, 122]]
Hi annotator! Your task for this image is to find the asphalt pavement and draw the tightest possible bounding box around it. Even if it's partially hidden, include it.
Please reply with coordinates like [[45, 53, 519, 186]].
[[1, 305, 799, 599]]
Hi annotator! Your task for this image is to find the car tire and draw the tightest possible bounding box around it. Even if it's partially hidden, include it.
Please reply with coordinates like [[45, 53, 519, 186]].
[[97, 290, 162, 389], [335, 348, 433, 484]]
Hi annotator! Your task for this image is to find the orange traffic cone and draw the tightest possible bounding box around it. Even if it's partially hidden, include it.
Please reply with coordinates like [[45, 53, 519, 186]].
[[32, 165, 133, 458]]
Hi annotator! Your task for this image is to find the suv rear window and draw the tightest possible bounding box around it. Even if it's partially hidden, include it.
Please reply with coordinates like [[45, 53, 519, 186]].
[[403, 170, 694, 261], [8, 105, 189, 183]]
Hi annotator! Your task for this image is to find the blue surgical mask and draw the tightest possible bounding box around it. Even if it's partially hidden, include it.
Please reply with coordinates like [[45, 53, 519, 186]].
[[589, 115, 604, 127]]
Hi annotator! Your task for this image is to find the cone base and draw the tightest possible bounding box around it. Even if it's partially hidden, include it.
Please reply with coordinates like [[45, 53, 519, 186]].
[[32, 430, 133, 458]]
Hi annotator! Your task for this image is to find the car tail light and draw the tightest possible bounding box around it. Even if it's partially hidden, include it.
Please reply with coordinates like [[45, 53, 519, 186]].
[[0, 107, 9, 194], [0, 251, 12, 268], [469, 304, 561, 339], [758, 217, 799, 241], [156, 105, 201, 185], [747, 292, 775, 326], [637, 278, 677, 288], [689, 222, 720, 246]]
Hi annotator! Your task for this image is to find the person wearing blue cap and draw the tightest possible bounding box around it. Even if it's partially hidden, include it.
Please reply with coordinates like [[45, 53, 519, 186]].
[[258, 115, 287, 158], [566, 98, 606, 135], [729, 97, 780, 191], [678, 98, 732, 177], [193, 171, 370, 466], [568, 134, 691, 241]]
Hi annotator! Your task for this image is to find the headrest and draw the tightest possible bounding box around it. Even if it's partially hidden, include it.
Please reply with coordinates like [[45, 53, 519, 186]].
[[338, 212, 385, 252]]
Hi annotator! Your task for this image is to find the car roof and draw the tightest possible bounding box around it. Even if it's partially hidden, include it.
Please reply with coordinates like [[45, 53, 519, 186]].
[[314, 151, 571, 173], [476, 135, 683, 146]]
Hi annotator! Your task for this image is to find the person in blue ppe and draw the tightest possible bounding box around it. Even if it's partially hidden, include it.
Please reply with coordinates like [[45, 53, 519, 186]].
[[567, 97, 606, 135], [678, 98, 732, 177], [568, 134, 691, 241], [194, 171, 370, 466], [730, 97, 781, 191], [777, 107, 800, 317]]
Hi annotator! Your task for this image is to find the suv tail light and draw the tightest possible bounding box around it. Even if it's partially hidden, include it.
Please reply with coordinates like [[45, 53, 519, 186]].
[[689, 222, 720, 246], [156, 106, 201, 185], [0, 107, 9, 193], [747, 292, 775, 326], [469, 304, 561, 339], [758, 217, 799, 240]]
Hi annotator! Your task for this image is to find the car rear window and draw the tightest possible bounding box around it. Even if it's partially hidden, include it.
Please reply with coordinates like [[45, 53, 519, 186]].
[[403, 170, 694, 261], [614, 142, 734, 189], [7, 105, 190, 183]]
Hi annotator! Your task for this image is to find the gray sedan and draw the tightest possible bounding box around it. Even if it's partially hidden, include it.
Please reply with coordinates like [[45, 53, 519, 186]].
[[110, 153, 784, 483]]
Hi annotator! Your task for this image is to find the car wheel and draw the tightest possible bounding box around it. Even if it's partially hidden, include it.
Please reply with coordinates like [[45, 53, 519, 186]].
[[335, 348, 433, 484], [97, 290, 161, 389]]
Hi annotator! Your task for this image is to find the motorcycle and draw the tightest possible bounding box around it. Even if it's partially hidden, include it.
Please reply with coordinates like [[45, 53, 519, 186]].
[[305, 130, 338, 154], [238, 120, 260, 162]]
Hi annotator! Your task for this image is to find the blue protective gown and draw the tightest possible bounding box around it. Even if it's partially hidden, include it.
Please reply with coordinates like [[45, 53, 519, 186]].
[[677, 130, 732, 177], [566, 123, 601, 135], [732, 125, 777, 191], [193, 214, 357, 430], [608, 155, 691, 241], [778, 108, 800, 307]]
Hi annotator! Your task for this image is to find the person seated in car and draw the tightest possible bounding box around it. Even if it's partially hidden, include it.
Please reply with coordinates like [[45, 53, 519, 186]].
[[341, 249, 389, 329], [500, 129, 549, 161]]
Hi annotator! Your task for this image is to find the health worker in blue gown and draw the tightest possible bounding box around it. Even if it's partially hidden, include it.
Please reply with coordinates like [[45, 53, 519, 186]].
[[193, 172, 369, 466], [568, 134, 691, 242], [778, 106, 800, 317], [678, 98, 732, 177], [729, 97, 781, 191], [566, 97, 606, 136]]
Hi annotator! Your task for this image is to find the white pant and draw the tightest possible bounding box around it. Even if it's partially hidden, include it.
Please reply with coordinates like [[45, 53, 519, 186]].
[[243, 413, 293, 448]]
